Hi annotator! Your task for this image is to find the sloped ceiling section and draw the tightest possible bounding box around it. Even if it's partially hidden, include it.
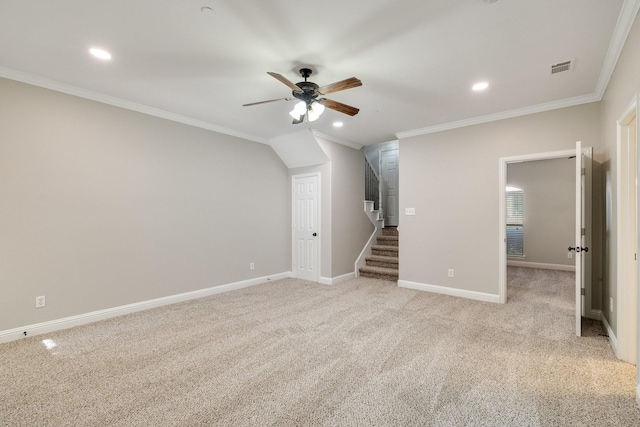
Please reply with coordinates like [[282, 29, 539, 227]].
[[269, 130, 330, 169]]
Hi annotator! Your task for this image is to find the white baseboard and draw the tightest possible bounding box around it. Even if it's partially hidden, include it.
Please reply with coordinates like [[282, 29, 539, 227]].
[[319, 272, 355, 286], [600, 311, 620, 358], [587, 309, 602, 321], [398, 280, 500, 303], [0, 271, 292, 345], [507, 260, 576, 272]]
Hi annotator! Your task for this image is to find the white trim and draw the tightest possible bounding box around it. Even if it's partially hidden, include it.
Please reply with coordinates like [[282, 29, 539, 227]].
[[499, 148, 577, 305], [355, 201, 385, 278], [291, 172, 322, 283], [0, 66, 268, 145], [319, 272, 355, 285], [587, 308, 603, 322], [394, 0, 640, 140], [0, 272, 292, 344], [616, 92, 639, 364], [396, 95, 599, 139], [601, 311, 620, 359], [507, 260, 576, 272], [398, 280, 500, 304], [595, 0, 640, 98]]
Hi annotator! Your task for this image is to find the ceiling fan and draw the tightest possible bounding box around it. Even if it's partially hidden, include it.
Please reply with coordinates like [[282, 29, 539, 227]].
[[243, 68, 362, 124]]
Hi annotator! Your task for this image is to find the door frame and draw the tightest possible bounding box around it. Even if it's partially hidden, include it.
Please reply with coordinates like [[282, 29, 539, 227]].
[[379, 142, 400, 227], [616, 93, 638, 365], [291, 172, 321, 282], [498, 148, 591, 314]]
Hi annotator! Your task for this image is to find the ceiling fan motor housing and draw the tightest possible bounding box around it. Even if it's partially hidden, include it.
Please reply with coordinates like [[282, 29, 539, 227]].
[[293, 81, 319, 103]]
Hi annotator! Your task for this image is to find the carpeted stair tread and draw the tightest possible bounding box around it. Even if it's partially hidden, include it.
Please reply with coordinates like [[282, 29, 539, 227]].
[[358, 265, 399, 281], [371, 244, 398, 252], [382, 227, 398, 236], [371, 245, 399, 257], [366, 255, 399, 264], [365, 255, 399, 268], [362, 227, 399, 281], [377, 236, 398, 246]]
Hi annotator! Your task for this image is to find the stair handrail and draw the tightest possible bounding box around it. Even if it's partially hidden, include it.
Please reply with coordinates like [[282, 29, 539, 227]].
[[364, 157, 382, 212], [355, 200, 384, 277]]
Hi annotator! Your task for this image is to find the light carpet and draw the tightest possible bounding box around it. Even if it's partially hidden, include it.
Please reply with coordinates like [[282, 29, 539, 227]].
[[1, 267, 638, 426]]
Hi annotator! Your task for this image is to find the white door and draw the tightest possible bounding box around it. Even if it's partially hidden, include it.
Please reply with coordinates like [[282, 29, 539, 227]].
[[574, 141, 592, 337], [292, 174, 319, 281], [381, 148, 399, 227]]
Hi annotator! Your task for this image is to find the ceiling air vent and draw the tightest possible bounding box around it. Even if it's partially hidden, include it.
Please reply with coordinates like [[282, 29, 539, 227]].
[[549, 59, 574, 76]]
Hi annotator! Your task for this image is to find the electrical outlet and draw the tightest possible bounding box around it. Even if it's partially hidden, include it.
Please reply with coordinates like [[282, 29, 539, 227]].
[[448, 269, 454, 278], [567, 251, 572, 259], [249, 262, 255, 271], [36, 296, 46, 308], [610, 297, 614, 313], [405, 207, 416, 216]]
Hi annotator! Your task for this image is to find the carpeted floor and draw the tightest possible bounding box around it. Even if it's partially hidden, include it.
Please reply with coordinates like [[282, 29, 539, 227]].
[[1, 267, 638, 426]]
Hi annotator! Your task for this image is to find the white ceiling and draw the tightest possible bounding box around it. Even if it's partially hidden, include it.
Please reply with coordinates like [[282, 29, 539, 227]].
[[0, 0, 637, 147]]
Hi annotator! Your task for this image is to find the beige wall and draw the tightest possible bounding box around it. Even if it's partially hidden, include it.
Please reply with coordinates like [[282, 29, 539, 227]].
[[399, 103, 601, 296], [598, 8, 640, 337], [507, 158, 576, 266], [0, 78, 290, 331], [316, 138, 372, 277], [289, 138, 372, 280]]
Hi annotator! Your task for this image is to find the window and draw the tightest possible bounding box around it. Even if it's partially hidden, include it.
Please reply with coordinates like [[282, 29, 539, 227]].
[[506, 187, 524, 256]]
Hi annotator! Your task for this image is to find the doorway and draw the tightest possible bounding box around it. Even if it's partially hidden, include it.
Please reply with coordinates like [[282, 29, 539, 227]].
[[617, 95, 638, 365], [499, 144, 592, 336], [380, 147, 399, 227], [292, 173, 320, 282]]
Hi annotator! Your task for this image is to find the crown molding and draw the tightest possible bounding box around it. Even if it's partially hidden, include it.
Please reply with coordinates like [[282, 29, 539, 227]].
[[395, 93, 601, 139], [397, 0, 640, 140], [0, 66, 268, 145], [595, 0, 640, 98]]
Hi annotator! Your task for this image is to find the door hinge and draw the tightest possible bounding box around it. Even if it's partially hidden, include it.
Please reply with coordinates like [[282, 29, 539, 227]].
[[581, 228, 586, 236], [581, 288, 585, 296], [581, 167, 586, 176]]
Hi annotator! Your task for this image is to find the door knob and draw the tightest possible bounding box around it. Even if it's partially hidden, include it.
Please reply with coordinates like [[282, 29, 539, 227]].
[[312, 232, 317, 237], [569, 246, 589, 252]]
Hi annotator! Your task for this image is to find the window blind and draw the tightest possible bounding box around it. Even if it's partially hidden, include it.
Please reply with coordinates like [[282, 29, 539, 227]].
[[506, 190, 524, 256]]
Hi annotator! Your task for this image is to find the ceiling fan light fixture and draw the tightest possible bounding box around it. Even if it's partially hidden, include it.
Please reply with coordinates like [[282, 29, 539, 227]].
[[307, 101, 325, 122], [289, 101, 306, 119], [311, 101, 325, 115]]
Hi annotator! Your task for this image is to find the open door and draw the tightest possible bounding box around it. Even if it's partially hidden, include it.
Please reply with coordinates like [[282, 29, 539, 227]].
[[573, 141, 592, 337]]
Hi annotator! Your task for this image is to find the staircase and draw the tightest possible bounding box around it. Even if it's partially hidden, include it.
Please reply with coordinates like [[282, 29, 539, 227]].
[[358, 227, 399, 281]]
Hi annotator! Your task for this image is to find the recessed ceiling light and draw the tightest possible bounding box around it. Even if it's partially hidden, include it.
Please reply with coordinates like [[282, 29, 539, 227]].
[[333, 121, 344, 128], [89, 47, 112, 61], [472, 82, 489, 91]]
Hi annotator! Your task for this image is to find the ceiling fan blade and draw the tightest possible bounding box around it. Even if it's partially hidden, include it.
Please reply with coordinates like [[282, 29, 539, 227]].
[[318, 98, 360, 116], [317, 77, 362, 95], [242, 97, 292, 107], [267, 72, 304, 93]]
